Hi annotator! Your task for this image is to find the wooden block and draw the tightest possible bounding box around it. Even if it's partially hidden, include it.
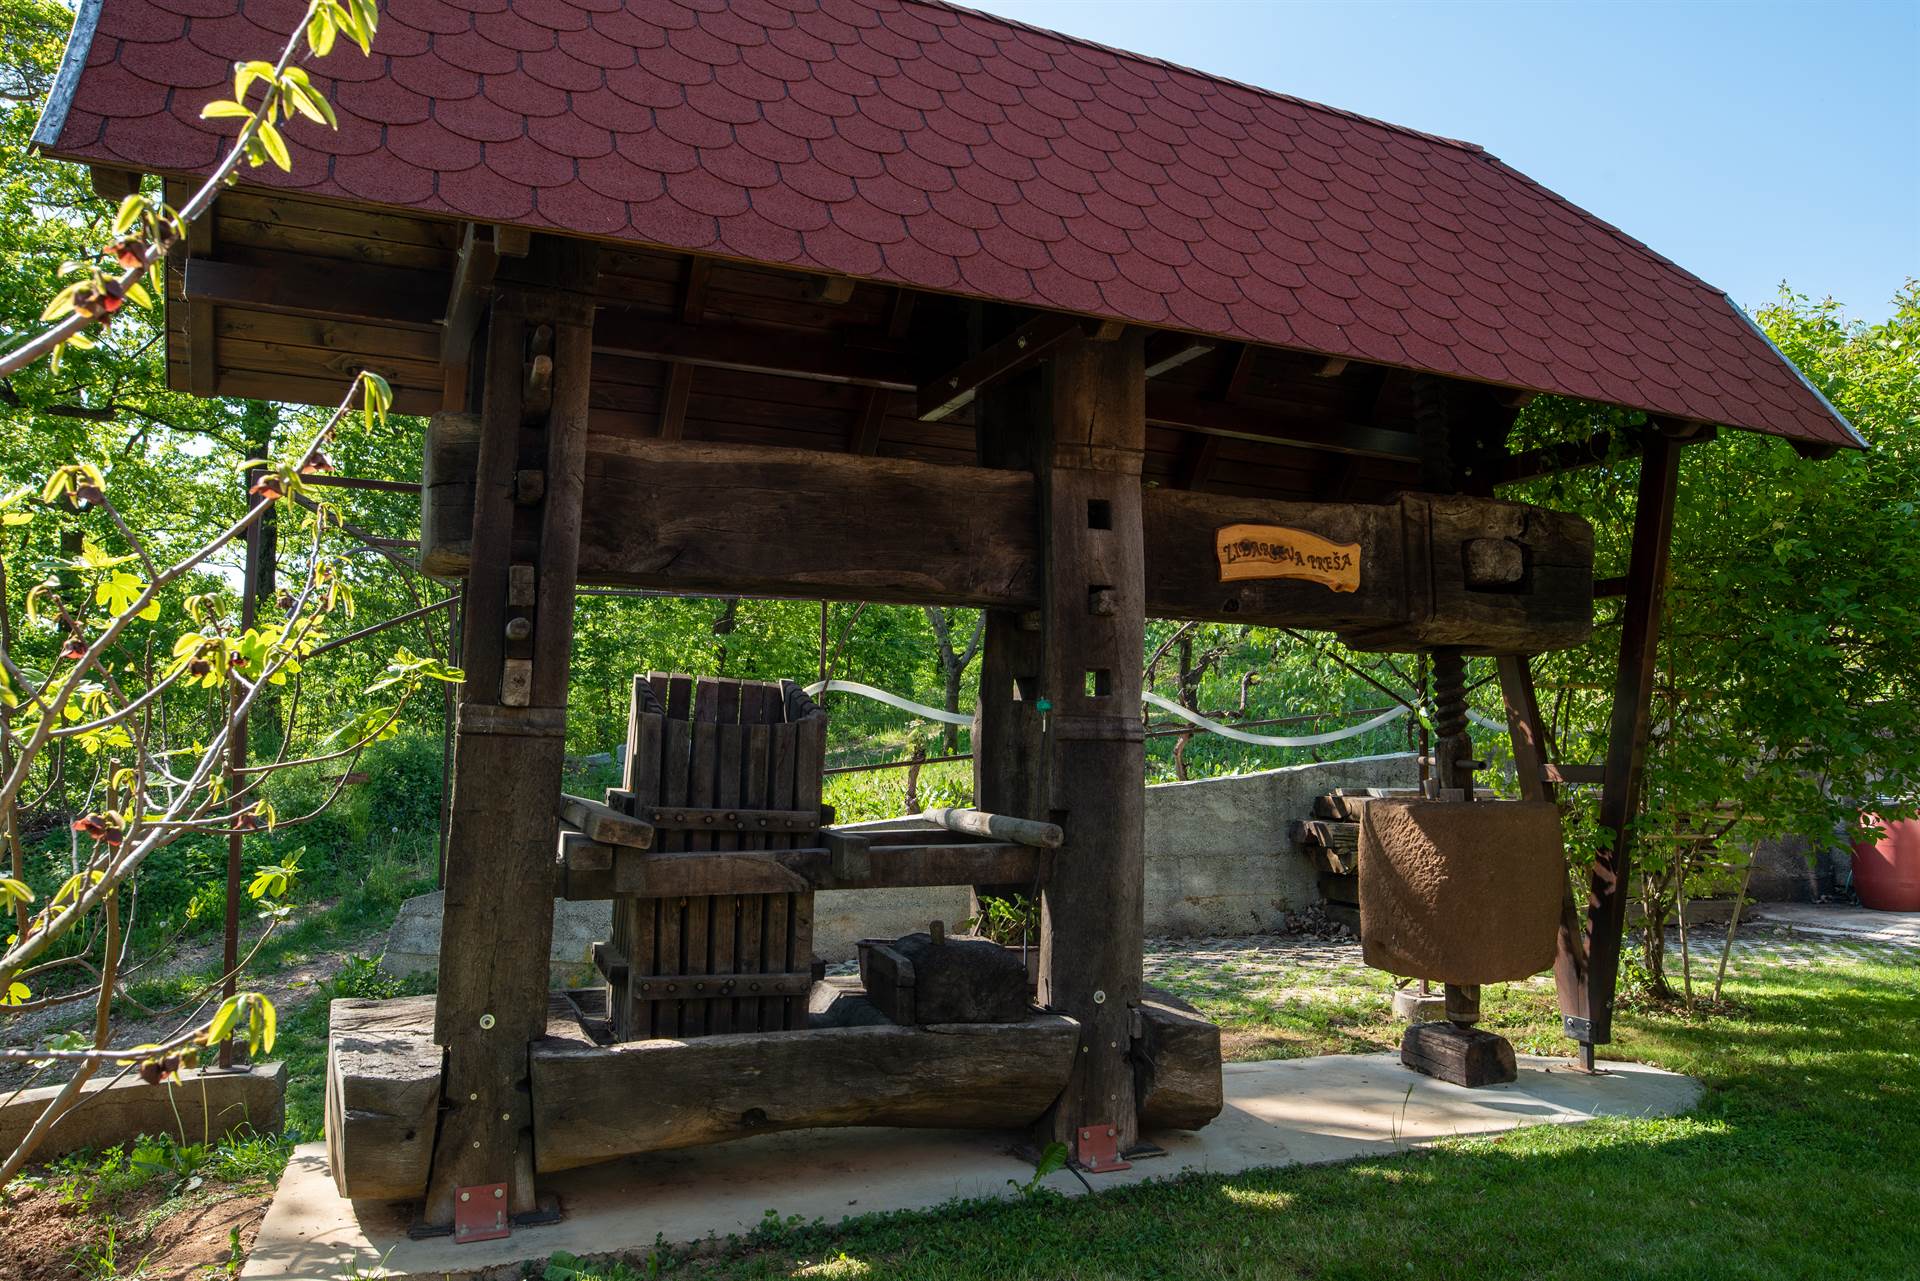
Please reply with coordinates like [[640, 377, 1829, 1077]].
[[858, 932, 1030, 1026], [1400, 1021, 1518, 1088], [326, 996, 441, 1201], [1134, 992, 1224, 1132]]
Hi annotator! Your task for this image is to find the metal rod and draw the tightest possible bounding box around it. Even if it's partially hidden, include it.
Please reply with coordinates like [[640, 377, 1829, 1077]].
[[302, 594, 460, 658], [300, 474, 421, 494]]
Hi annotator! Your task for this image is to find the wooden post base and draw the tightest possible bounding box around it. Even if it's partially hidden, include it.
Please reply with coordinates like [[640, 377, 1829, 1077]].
[[1400, 1021, 1517, 1088]]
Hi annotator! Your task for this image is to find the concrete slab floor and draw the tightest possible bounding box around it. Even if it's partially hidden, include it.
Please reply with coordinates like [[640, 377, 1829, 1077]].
[[244, 1052, 1701, 1281], [1753, 902, 1920, 947]]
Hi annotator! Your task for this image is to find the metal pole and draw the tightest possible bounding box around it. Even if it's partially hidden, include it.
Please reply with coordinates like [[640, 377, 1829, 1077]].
[[218, 498, 263, 1069]]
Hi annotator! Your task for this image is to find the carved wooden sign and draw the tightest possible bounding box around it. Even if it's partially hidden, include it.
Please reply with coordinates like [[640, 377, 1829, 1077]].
[[1215, 523, 1361, 593]]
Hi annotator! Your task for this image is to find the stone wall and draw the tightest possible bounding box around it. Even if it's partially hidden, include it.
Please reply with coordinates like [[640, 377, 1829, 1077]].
[[386, 754, 1418, 971]]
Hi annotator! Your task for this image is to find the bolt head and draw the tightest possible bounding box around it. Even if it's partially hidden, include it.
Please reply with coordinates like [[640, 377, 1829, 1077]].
[[461, 1192, 471, 1202], [493, 1187, 505, 1199], [479, 1013, 496, 1030]]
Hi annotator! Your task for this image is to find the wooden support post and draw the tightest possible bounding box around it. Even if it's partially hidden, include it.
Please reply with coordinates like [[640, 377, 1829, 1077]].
[[972, 354, 1048, 913], [423, 239, 597, 1229], [1581, 428, 1687, 1055], [1498, 654, 1592, 1055], [1032, 331, 1148, 1159]]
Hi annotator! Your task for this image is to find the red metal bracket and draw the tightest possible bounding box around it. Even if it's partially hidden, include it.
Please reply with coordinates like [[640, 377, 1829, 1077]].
[[1074, 1125, 1132, 1174], [453, 1183, 510, 1244]]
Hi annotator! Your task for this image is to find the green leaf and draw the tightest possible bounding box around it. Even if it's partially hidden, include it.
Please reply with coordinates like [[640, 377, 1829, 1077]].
[[112, 193, 148, 236], [199, 99, 253, 121], [1, 981, 29, 1007], [256, 120, 292, 172]]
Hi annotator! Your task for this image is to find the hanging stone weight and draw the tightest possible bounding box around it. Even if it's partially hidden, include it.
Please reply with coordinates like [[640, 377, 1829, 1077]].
[[1357, 798, 1564, 986]]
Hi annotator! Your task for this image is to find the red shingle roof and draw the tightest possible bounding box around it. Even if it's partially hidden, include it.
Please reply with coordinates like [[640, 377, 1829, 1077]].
[[38, 0, 1860, 447]]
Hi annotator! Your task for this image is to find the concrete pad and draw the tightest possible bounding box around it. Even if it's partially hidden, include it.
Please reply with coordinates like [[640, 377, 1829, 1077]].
[[1, 1061, 283, 1161], [243, 1051, 1699, 1281], [1754, 902, 1920, 947]]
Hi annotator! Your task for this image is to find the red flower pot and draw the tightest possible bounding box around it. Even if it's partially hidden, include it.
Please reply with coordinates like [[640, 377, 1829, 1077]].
[[1852, 814, 1920, 912]]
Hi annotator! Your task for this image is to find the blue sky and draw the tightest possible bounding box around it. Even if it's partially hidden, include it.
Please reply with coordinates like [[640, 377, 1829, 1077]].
[[969, 0, 1918, 323]]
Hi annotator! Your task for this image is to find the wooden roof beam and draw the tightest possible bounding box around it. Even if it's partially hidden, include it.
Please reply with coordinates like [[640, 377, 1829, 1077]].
[[183, 256, 446, 329], [1498, 426, 1643, 486], [1146, 387, 1422, 462], [917, 312, 1115, 422], [1145, 332, 1215, 379]]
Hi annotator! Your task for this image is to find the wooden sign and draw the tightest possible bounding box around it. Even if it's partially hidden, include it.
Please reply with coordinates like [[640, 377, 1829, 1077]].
[[1215, 524, 1361, 592]]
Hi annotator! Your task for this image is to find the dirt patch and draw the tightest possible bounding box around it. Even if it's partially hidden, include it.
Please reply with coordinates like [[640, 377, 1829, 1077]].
[[1, 1169, 270, 1281]]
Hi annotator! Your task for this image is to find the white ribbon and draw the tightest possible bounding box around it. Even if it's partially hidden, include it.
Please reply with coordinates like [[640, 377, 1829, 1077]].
[[1142, 692, 1410, 747], [804, 679, 974, 726], [809, 679, 1491, 750]]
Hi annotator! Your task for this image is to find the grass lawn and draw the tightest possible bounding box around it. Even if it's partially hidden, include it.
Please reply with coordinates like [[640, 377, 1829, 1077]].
[[552, 945, 1920, 1281]]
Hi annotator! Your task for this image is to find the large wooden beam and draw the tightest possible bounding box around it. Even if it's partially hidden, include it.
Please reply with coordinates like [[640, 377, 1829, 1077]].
[[182, 256, 445, 329], [423, 240, 598, 1227], [420, 431, 1593, 652], [1031, 331, 1151, 1159], [529, 1013, 1080, 1172], [1581, 427, 1689, 1053]]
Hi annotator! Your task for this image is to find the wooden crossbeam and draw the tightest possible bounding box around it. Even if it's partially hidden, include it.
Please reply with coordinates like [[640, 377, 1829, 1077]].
[[1499, 427, 1642, 485], [421, 427, 1595, 650]]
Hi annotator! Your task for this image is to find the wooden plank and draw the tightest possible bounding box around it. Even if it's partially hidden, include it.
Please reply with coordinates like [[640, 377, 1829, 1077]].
[[530, 1015, 1081, 1171], [557, 793, 654, 848], [427, 251, 601, 1225], [712, 717, 743, 1033], [738, 709, 771, 1033], [763, 719, 797, 1029], [636, 805, 821, 834], [183, 256, 445, 329]]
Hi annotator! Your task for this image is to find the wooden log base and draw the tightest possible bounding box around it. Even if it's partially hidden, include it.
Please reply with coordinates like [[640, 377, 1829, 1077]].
[[530, 1007, 1081, 1173], [326, 994, 1082, 1197], [1400, 1021, 1518, 1088]]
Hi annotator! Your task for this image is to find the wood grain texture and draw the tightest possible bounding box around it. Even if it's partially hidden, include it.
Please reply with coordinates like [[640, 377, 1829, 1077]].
[[325, 997, 441, 1202], [420, 432, 1593, 653], [529, 1014, 1079, 1172]]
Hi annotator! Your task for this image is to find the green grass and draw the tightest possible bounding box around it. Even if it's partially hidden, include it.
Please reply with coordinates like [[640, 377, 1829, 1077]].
[[542, 951, 1919, 1281]]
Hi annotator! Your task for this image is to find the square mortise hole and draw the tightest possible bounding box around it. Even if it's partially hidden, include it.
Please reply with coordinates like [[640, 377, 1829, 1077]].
[[1014, 675, 1039, 702], [1085, 668, 1112, 697], [1086, 498, 1112, 529]]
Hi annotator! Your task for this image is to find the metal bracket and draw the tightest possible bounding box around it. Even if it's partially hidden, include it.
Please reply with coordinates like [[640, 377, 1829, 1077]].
[[1562, 1014, 1593, 1042], [453, 1183, 510, 1244], [1073, 1124, 1132, 1174]]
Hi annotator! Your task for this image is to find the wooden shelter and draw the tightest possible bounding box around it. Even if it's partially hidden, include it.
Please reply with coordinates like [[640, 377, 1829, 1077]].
[[39, 0, 1858, 1236]]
